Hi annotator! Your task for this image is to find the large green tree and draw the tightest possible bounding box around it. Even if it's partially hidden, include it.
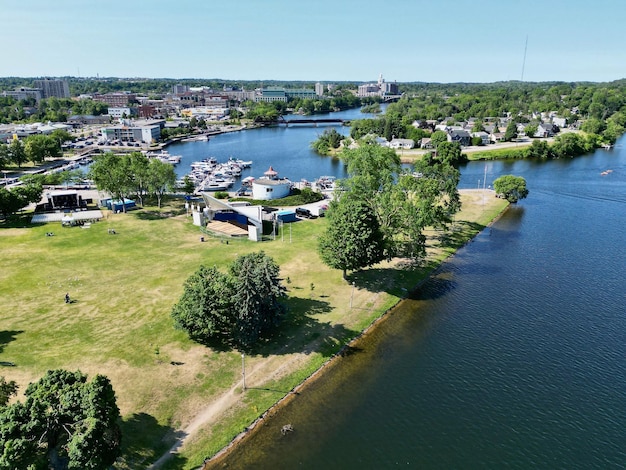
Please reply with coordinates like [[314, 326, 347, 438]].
[[0, 377, 17, 407], [0, 370, 121, 470], [430, 130, 448, 148], [128, 152, 150, 207], [318, 197, 386, 279], [229, 251, 286, 349], [433, 141, 465, 166], [527, 139, 551, 159], [311, 128, 343, 155], [6, 139, 27, 168], [24, 135, 62, 163], [0, 183, 43, 219], [336, 142, 460, 260], [0, 144, 8, 168], [504, 120, 518, 142], [88, 152, 134, 211], [493, 175, 529, 203], [147, 159, 177, 208], [172, 253, 286, 349], [171, 265, 234, 342]]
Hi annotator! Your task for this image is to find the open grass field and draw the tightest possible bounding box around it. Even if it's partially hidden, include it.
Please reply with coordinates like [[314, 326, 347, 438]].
[[0, 190, 508, 469]]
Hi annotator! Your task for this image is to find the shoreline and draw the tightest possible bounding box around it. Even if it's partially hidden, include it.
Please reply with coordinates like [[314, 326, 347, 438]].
[[201, 191, 510, 468]]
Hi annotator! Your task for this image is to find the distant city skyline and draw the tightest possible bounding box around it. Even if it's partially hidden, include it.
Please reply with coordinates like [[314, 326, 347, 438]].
[[1, 0, 625, 84]]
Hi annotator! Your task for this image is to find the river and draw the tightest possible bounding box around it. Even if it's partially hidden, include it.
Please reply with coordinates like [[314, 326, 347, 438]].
[[204, 135, 626, 469], [166, 106, 378, 184]]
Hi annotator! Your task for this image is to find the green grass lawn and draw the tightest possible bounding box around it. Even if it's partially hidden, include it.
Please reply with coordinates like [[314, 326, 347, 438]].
[[0, 192, 508, 469]]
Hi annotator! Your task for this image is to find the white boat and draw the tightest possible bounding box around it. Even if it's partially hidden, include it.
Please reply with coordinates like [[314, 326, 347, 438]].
[[228, 157, 252, 168], [198, 179, 229, 191], [315, 175, 337, 190], [147, 150, 181, 165], [241, 176, 255, 186]]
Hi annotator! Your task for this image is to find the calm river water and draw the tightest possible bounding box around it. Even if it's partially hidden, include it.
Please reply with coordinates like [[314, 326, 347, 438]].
[[166, 106, 392, 184], [199, 123, 626, 469]]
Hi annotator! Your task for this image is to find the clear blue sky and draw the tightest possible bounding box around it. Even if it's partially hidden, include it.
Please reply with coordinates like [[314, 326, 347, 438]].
[[1, 0, 625, 83]]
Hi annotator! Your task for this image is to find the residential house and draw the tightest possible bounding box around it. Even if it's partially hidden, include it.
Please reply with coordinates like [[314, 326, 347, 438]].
[[490, 131, 505, 142], [388, 138, 415, 149], [535, 123, 555, 138], [420, 138, 433, 149], [447, 129, 471, 146], [471, 131, 490, 146]]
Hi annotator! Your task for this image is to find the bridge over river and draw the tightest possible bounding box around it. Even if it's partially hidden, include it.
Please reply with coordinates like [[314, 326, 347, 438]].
[[276, 116, 350, 127]]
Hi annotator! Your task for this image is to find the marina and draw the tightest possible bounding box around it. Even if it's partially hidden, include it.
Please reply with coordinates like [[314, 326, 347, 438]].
[[184, 156, 253, 192]]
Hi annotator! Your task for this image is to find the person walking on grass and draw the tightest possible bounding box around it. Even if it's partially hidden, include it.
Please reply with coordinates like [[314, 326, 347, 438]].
[[65, 293, 70, 304]]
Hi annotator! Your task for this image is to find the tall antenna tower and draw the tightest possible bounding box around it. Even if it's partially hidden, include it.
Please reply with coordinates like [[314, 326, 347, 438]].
[[520, 35, 528, 81]]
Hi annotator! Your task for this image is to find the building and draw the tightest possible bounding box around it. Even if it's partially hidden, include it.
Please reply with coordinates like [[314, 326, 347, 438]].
[[180, 106, 230, 120], [388, 138, 415, 149], [204, 96, 229, 108], [108, 107, 137, 119], [68, 115, 111, 126], [172, 84, 190, 95], [100, 119, 164, 144], [33, 79, 70, 99], [200, 194, 263, 241], [315, 82, 325, 96], [1, 87, 42, 102], [286, 88, 317, 100], [471, 131, 491, 146], [357, 74, 399, 98], [448, 129, 471, 146], [223, 89, 255, 102], [251, 166, 292, 200], [254, 87, 317, 102], [93, 92, 136, 107], [255, 87, 287, 102]]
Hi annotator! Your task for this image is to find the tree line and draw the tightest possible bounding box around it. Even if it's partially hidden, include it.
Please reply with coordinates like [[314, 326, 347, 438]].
[[0, 129, 73, 168], [88, 151, 177, 209], [318, 140, 462, 278], [0, 96, 108, 124]]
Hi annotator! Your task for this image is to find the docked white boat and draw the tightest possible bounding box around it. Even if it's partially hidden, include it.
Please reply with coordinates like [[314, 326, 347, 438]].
[[147, 150, 181, 165], [197, 179, 230, 192]]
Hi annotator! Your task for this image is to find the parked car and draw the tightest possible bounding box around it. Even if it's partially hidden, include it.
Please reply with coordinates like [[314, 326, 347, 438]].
[[295, 207, 318, 219]]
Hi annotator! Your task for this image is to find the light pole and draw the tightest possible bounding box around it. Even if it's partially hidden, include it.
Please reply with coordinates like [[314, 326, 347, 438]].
[[241, 352, 246, 391]]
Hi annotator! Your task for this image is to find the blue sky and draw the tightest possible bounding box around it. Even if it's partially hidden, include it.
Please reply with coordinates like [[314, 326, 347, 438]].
[[1, 0, 625, 83]]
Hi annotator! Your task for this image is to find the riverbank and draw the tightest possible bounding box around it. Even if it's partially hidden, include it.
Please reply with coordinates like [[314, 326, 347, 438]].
[[202, 194, 510, 468], [1, 183, 506, 469], [168, 190, 509, 469], [397, 137, 556, 164]]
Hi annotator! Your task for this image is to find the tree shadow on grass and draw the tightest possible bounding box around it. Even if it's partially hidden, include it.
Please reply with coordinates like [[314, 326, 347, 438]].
[[252, 297, 359, 358], [133, 209, 185, 221], [119, 412, 187, 469], [0, 214, 37, 229], [342, 220, 496, 298], [0, 330, 23, 358], [435, 220, 486, 249]]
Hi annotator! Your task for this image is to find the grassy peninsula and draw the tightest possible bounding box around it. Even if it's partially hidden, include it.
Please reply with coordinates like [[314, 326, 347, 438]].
[[0, 190, 507, 468]]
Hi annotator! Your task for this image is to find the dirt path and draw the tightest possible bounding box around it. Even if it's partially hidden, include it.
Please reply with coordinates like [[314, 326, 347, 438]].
[[149, 353, 307, 469]]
